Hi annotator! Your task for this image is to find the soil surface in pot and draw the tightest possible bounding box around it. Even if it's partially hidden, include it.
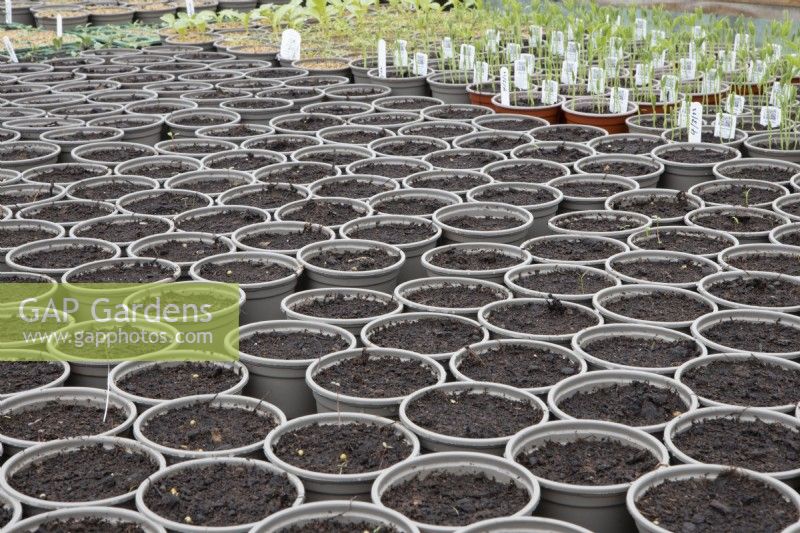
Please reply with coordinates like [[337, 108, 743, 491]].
[[260, 165, 333, 185], [403, 123, 474, 139], [479, 117, 543, 131], [701, 319, 800, 353], [525, 236, 625, 262], [176, 210, 265, 234], [117, 362, 242, 400], [428, 107, 489, 121], [375, 139, 441, 157], [381, 470, 531, 527], [724, 252, 800, 276], [292, 294, 392, 319], [696, 184, 782, 207], [441, 215, 522, 231], [240, 330, 350, 360], [632, 229, 731, 256], [238, 226, 330, 250], [282, 200, 363, 226], [228, 185, 306, 210], [73, 217, 170, 243], [485, 299, 598, 336], [351, 161, 427, 179], [515, 145, 588, 166], [247, 136, 319, 153], [458, 343, 579, 388], [9, 443, 158, 502], [314, 350, 438, 398], [124, 193, 208, 215], [682, 358, 800, 408], [25, 202, 112, 223], [276, 518, 401, 533], [404, 283, 506, 309], [611, 192, 696, 219], [314, 179, 390, 199], [554, 212, 644, 232], [69, 261, 175, 283], [177, 177, 247, 195], [273, 421, 412, 473], [71, 180, 153, 201], [636, 470, 799, 532], [80, 145, 152, 162], [428, 247, 521, 270], [368, 316, 484, 354], [672, 417, 800, 472], [142, 402, 279, 452], [0, 362, 63, 396], [579, 161, 654, 177], [593, 137, 665, 155], [472, 186, 557, 206], [517, 438, 659, 485], [373, 196, 450, 216], [142, 462, 297, 527], [197, 259, 293, 284], [720, 165, 797, 183], [0, 401, 126, 441], [137, 239, 231, 263], [426, 152, 502, 170], [534, 126, 602, 143], [613, 257, 715, 284], [658, 147, 735, 164], [206, 154, 278, 172], [405, 388, 543, 438], [298, 150, 366, 168], [306, 248, 398, 271], [705, 277, 800, 308], [13, 244, 115, 270], [131, 162, 197, 181], [204, 125, 271, 138], [171, 114, 231, 127], [558, 381, 686, 427], [0, 145, 54, 161], [0, 227, 60, 248], [513, 267, 614, 295], [26, 165, 107, 184], [277, 115, 342, 132], [581, 335, 701, 369], [0, 189, 60, 206], [556, 181, 630, 198], [347, 222, 436, 245], [7, 516, 144, 532], [603, 292, 712, 322], [459, 135, 528, 152]]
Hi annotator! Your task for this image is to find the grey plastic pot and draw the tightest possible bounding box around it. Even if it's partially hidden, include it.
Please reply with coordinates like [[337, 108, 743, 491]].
[[713, 157, 800, 187], [466, 182, 562, 237], [400, 381, 548, 455], [452, 131, 533, 156], [116, 155, 202, 183], [87, 114, 166, 146], [6, 237, 121, 277], [274, 196, 371, 230], [504, 263, 620, 305], [346, 155, 432, 178], [134, 394, 285, 463], [573, 154, 665, 189], [770, 222, 800, 246], [627, 464, 800, 533], [165, 107, 241, 138], [0, 387, 137, 455], [605, 249, 720, 289], [651, 142, 742, 191], [338, 215, 440, 282], [403, 169, 493, 199], [226, 320, 356, 419], [505, 420, 669, 533], [231, 221, 335, 256], [587, 133, 666, 156], [689, 179, 789, 209], [366, 68, 429, 97], [265, 412, 419, 501], [697, 270, 800, 312], [522, 234, 630, 267], [72, 141, 159, 168], [217, 183, 312, 216], [368, 188, 461, 219], [135, 457, 304, 533], [478, 297, 603, 346], [449, 339, 588, 397], [250, 500, 420, 533], [593, 284, 717, 331], [472, 113, 549, 132], [717, 243, 800, 274], [173, 206, 270, 237], [281, 287, 402, 336], [372, 452, 540, 533], [773, 193, 800, 222], [425, 71, 471, 104], [4, 506, 164, 533], [7, 118, 85, 141], [664, 406, 800, 484], [547, 369, 698, 434], [675, 352, 800, 413], [685, 206, 789, 244], [454, 516, 591, 533], [117, 189, 213, 219], [0, 436, 165, 514], [432, 201, 534, 245], [70, 213, 171, 248], [128, 231, 235, 277], [394, 276, 512, 317], [627, 225, 738, 260], [0, 141, 60, 171], [190, 251, 301, 323], [297, 239, 404, 292], [421, 242, 532, 284], [164, 169, 255, 198], [15, 199, 116, 229], [605, 188, 704, 225], [743, 132, 800, 163], [109, 359, 248, 411], [0, 182, 66, 210], [309, 174, 398, 200], [155, 138, 239, 159], [549, 174, 639, 212], [20, 162, 110, 186], [368, 135, 448, 159], [572, 323, 707, 375], [306, 347, 446, 417], [691, 309, 800, 358], [548, 210, 652, 242], [65, 174, 159, 202], [0, 220, 64, 270]]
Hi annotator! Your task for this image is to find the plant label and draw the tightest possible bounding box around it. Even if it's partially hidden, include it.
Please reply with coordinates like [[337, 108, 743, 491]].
[[772, 44, 782, 62], [688, 41, 695, 61], [513, 59, 528, 90], [56, 14, 62, 37], [529, 25, 542, 47], [506, 42, 521, 62], [413, 52, 427, 76], [377, 39, 387, 79], [395, 39, 408, 67], [441, 37, 453, 59], [719, 50, 735, 73], [679, 58, 695, 81], [653, 49, 666, 69], [499, 66, 510, 105], [678, 101, 689, 128], [760, 106, 782, 128], [587, 66, 604, 95], [609, 87, 629, 114], [692, 25, 703, 39], [2, 36, 15, 63], [550, 30, 564, 56], [565, 41, 578, 63], [635, 18, 647, 40], [714, 112, 736, 140], [688, 102, 703, 142], [634, 63, 652, 86], [185, 0, 195, 16], [542, 79, 558, 105], [604, 56, 618, 77], [560, 60, 576, 84], [650, 30, 665, 46], [701, 70, 719, 94], [660, 74, 677, 102], [726, 94, 744, 115], [748, 60, 766, 84], [485, 29, 498, 53], [520, 53, 535, 75], [472, 61, 489, 84], [4, 0, 10, 25], [280, 29, 301, 62], [459, 44, 475, 71], [769, 82, 791, 106]]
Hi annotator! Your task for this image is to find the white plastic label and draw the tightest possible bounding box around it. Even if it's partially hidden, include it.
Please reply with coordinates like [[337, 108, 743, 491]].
[[541, 79, 558, 105], [587, 66, 605, 95], [441, 38, 453, 60], [565, 41, 578, 63], [529, 25, 542, 47], [513, 59, 528, 90], [2, 36, 16, 63], [760, 106, 782, 128], [394, 40, 408, 68], [748, 60, 766, 83], [377, 39, 387, 79], [550, 31, 564, 56], [472, 61, 489, 84], [506, 42, 521, 62], [692, 25, 703, 39], [650, 30, 665, 46], [280, 29, 301, 62], [688, 102, 703, 142], [635, 18, 647, 40], [726, 94, 745, 115], [701, 70, 719, 94], [520, 53, 536, 75], [56, 14, 62, 37], [185, 0, 194, 16], [714, 112, 736, 140], [499, 66, 510, 106], [660, 75, 677, 102], [605, 56, 618, 77], [680, 57, 695, 81], [609, 87, 629, 114], [459, 44, 475, 71], [4, 0, 11, 25], [772, 44, 782, 62], [560, 60, 577, 84], [678, 101, 689, 128], [413, 52, 427, 76]]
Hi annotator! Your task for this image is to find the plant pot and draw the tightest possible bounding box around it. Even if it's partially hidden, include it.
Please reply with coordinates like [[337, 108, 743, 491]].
[[398, 120, 477, 141], [226, 320, 356, 418], [504, 263, 619, 305], [4, 507, 164, 533], [454, 516, 592, 533], [65, 175, 159, 203], [685, 206, 789, 244], [697, 270, 800, 312], [713, 157, 800, 188], [232, 221, 335, 256], [587, 132, 667, 155], [0, 220, 64, 270], [249, 500, 419, 533], [689, 179, 788, 209], [549, 174, 639, 212], [426, 71, 471, 104], [297, 239, 405, 292], [367, 68, 430, 97], [0, 349, 68, 400], [560, 97, 637, 134], [717, 243, 800, 276], [275, 196, 371, 230], [505, 420, 669, 533], [0, 141, 59, 171], [38, 127, 125, 162], [626, 224, 737, 260], [605, 249, 720, 289], [510, 142, 595, 171], [220, 96, 293, 123], [165, 107, 240, 138], [770, 222, 800, 246], [548, 210, 652, 241], [691, 309, 800, 358], [87, 114, 166, 146], [573, 154, 665, 188], [264, 412, 420, 501], [651, 142, 742, 191], [605, 188, 703, 225], [72, 142, 159, 168], [368, 135, 447, 158], [6, 237, 121, 277], [743, 133, 800, 163], [309, 174, 397, 200], [522, 234, 629, 267], [393, 276, 511, 317], [593, 284, 716, 331], [421, 242, 532, 283], [114, 155, 202, 183], [430, 201, 533, 245], [14, 199, 116, 229], [20, 162, 109, 186]]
